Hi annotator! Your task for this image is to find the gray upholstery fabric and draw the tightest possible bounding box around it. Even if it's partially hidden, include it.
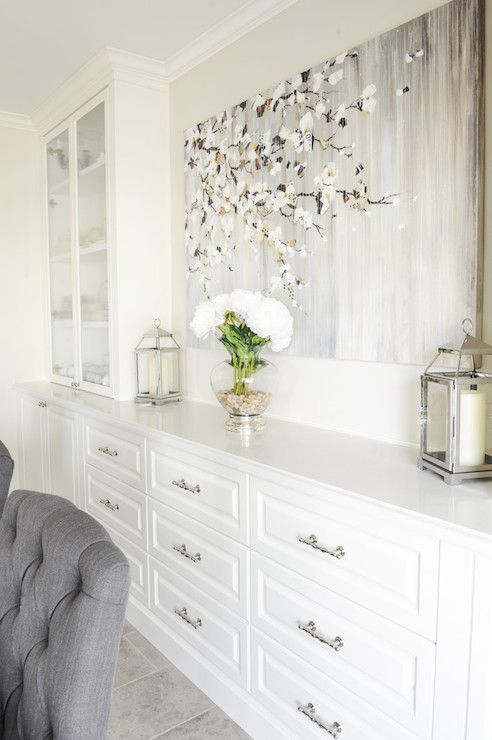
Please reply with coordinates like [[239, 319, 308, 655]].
[[0, 442, 13, 517], [0, 490, 130, 740]]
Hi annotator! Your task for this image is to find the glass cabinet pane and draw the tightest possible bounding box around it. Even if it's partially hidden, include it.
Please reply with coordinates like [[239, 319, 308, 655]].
[[47, 129, 75, 380], [424, 379, 450, 465], [76, 102, 111, 388]]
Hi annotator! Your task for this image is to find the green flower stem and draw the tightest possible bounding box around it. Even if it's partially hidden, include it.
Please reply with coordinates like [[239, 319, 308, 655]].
[[217, 311, 268, 397]]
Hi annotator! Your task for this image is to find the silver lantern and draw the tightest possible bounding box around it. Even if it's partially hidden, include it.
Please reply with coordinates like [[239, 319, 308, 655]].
[[420, 319, 492, 485], [135, 319, 182, 405]]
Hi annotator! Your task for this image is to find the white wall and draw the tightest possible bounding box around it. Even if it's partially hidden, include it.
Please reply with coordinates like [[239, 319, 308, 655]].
[[170, 0, 489, 446], [0, 124, 47, 486]]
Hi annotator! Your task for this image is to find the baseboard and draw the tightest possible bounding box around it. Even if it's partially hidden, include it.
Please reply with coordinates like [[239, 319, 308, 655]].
[[126, 598, 292, 740]]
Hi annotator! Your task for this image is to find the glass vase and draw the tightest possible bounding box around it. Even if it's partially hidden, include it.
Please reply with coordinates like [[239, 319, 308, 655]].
[[210, 349, 277, 433]]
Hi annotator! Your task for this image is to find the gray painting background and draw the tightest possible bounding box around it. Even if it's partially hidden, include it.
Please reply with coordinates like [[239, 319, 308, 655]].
[[185, 0, 483, 364]]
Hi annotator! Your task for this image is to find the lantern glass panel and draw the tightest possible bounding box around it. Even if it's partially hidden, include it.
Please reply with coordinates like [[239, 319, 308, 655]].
[[455, 376, 492, 470], [423, 378, 451, 466]]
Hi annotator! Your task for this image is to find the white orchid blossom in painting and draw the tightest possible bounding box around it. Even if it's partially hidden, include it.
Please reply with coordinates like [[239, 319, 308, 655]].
[[184, 47, 401, 306], [361, 84, 377, 114]]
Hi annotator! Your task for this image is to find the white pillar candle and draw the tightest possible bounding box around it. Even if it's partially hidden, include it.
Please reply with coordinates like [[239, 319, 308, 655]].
[[148, 354, 170, 396], [459, 388, 486, 467]]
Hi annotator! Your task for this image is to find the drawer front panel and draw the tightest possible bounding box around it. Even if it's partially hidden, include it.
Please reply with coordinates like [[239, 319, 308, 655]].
[[149, 499, 249, 617], [106, 526, 149, 607], [251, 477, 439, 638], [149, 557, 248, 687], [252, 629, 421, 740], [150, 442, 248, 543], [85, 466, 147, 548], [252, 554, 434, 736], [85, 419, 146, 491]]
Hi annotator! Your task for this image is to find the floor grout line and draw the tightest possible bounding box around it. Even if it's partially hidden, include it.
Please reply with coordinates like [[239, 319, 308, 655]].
[[125, 628, 167, 672], [147, 706, 215, 739], [113, 665, 160, 691]]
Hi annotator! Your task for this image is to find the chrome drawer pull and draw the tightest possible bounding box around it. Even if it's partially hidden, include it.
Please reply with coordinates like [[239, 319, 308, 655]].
[[298, 703, 342, 738], [99, 497, 119, 512], [38, 401, 47, 408], [298, 620, 344, 652], [299, 534, 345, 559], [98, 445, 118, 457], [172, 478, 201, 494], [173, 543, 201, 563], [174, 606, 202, 629]]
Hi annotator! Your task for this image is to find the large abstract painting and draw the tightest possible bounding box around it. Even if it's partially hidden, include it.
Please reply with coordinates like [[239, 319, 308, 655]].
[[184, 0, 483, 363]]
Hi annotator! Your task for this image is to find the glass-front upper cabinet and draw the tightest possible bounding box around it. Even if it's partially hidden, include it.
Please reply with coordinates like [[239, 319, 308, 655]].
[[45, 92, 112, 396], [47, 128, 75, 383]]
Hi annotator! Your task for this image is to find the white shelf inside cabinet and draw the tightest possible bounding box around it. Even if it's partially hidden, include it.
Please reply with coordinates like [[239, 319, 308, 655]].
[[78, 156, 105, 178], [50, 252, 71, 263], [50, 242, 107, 264], [81, 321, 109, 329], [79, 241, 107, 257], [48, 177, 69, 194]]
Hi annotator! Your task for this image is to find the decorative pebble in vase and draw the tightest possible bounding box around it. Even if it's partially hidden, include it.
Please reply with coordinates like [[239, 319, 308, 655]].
[[190, 290, 293, 433]]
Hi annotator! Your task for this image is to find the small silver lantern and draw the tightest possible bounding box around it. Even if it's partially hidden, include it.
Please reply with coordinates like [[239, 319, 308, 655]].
[[135, 319, 182, 405], [420, 319, 492, 485]]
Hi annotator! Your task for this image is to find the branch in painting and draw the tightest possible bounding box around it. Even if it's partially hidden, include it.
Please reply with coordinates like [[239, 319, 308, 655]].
[[184, 50, 402, 305]]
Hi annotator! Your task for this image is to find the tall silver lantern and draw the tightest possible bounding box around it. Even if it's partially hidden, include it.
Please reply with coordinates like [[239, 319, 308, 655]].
[[135, 319, 182, 405], [420, 319, 492, 485]]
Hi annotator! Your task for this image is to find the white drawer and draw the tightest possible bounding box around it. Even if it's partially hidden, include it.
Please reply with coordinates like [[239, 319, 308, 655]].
[[84, 418, 146, 491], [252, 554, 434, 737], [251, 476, 439, 638], [149, 499, 249, 617], [106, 526, 149, 607], [149, 557, 249, 688], [85, 466, 147, 548], [149, 442, 248, 543], [252, 629, 422, 740]]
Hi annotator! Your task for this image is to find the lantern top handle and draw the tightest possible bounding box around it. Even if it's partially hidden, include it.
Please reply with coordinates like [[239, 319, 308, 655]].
[[424, 319, 492, 375], [142, 318, 173, 339], [434, 318, 492, 359]]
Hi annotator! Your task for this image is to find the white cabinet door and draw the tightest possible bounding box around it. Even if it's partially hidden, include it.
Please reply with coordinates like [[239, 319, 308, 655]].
[[17, 394, 47, 491], [46, 404, 79, 504]]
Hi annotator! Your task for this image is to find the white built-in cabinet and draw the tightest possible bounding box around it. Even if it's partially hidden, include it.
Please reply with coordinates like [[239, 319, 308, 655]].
[[39, 49, 171, 401], [14, 382, 492, 740], [16, 393, 78, 504], [46, 93, 112, 395]]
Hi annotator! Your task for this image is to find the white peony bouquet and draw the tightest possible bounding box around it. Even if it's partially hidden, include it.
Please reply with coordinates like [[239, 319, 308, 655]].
[[190, 289, 293, 397]]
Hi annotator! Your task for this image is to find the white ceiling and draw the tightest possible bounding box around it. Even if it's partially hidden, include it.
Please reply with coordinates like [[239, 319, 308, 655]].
[[0, 0, 292, 115]]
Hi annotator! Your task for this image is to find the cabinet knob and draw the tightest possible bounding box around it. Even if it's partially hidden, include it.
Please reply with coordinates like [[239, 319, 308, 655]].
[[298, 534, 345, 559], [38, 401, 47, 408], [174, 606, 202, 629], [173, 543, 201, 563], [98, 445, 118, 457], [171, 478, 201, 494], [298, 621, 344, 651], [98, 497, 119, 512], [297, 703, 342, 737]]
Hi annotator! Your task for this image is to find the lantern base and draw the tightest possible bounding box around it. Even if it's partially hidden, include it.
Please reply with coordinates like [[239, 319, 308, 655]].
[[135, 392, 183, 406], [419, 457, 492, 486]]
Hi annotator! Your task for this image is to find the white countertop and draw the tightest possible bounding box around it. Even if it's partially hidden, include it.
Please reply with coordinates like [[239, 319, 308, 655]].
[[15, 381, 492, 539]]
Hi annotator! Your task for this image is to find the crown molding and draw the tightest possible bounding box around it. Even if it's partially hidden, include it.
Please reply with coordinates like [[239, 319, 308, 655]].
[[29, 0, 296, 131], [0, 110, 35, 132], [165, 0, 298, 80], [31, 47, 170, 135]]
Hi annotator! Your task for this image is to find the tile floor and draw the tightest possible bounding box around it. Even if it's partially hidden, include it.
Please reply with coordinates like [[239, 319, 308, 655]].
[[108, 621, 251, 739]]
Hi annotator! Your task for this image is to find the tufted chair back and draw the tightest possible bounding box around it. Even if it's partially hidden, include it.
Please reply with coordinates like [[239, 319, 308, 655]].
[[0, 490, 130, 740], [0, 441, 14, 517]]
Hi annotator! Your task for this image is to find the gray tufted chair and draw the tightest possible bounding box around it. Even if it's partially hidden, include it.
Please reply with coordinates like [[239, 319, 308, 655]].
[[0, 442, 14, 517], [0, 490, 130, 740]]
